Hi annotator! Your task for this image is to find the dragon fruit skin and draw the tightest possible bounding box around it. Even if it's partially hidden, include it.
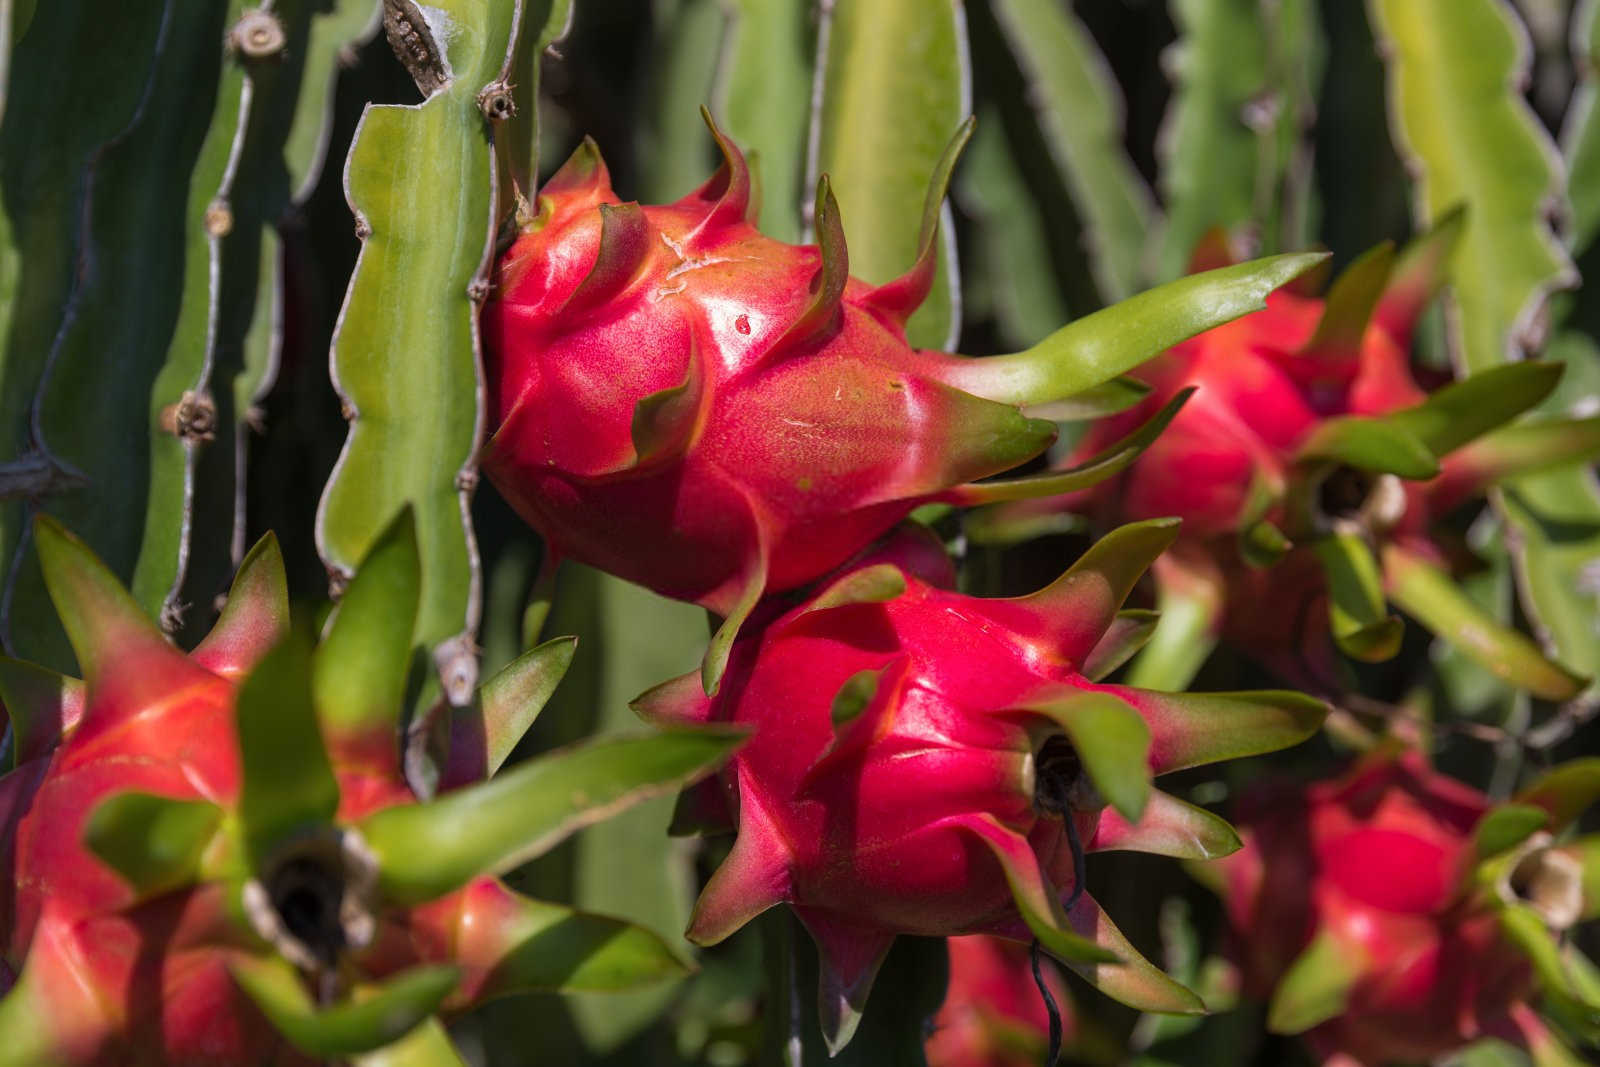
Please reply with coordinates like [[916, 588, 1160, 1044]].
[[925, 935, 1076, 1067], [1218, 750, 1550, 1065], [482, 125, 1049, 618], [0, 516, 712, 1066], [636, 518, 1326, 1051]]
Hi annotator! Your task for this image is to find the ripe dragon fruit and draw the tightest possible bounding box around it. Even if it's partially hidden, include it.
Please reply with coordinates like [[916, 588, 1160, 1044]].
[[925, 935, 1079, 1067], [634, 517, 1327, 1052], [983, 218, 1600, 696], [0, 513, 739, 1066], [1214, 746, 1600, 1066], [481, 111, 1324, 690]]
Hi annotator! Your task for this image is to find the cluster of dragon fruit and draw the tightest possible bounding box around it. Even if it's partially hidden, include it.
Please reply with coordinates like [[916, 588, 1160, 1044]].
[[2, 111, 1599, 1067]]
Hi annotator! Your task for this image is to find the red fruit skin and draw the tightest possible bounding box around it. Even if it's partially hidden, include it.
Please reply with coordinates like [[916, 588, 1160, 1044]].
[[667, 543, 1231, 996], [481, 149, 1045, 615], [925, 936, 1075, 1067], [709, 578, 1092, 938], [1218, 751, 1535, 1065]]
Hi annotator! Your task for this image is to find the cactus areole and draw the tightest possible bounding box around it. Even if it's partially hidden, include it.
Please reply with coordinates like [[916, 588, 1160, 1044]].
[[636, 519, 1327, 1052]]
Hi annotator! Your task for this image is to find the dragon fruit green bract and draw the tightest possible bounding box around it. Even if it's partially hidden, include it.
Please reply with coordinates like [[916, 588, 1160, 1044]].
[[634, 517, 1326, 1052], [1001, 220, 1600, 695], [480, 114, 1321, 691], [1215, 747, 1600, 1066], [0, 514, 736, 1066]]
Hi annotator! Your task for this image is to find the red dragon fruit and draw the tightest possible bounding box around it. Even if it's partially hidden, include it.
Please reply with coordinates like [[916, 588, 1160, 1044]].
[[925, 935, 1078, 1067], [634, 516, 1327, 1052], [0, 513, 738, 1066], [480, 112, 1323, 690], [1215, 746, 1600, 1066], [987, 219, 1599, 695]]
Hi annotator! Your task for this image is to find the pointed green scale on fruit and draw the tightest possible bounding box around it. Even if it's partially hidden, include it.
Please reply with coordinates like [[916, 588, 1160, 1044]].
[[0, 657, 83, 767], [1060, 891, 1206, 1015], [314, 508, 421, 761], [807, 917, 895, 1057], [1090, 789, 1242, 860], [1236, 470, 1289, 569], [1386, 361, 1565, 457], [800, 563, 907, 616], [236, 632, 340, 866], [560, 202, 652, 318], [1123, 687, 1327, 775], [1474, 803, 1551, 859], [1298, 240, 1395, 361], [539, 136, 608, 202], [229, 954, 460, 1058], [1382, 542, 1587, 701], [1125, 552, 1226, 692], [1375, 204, 1466, 343], [1018, 688, 1152, 822], [1295, 416, 1440, 479], [1266, 928, 1365, 1034], [630, 669, 714, 727], [860, 116, 975, 327], [1082, 610, 1161, 682], [1452, 414, 1600, 489], [936, 251, 1330, 407], [442, 636, 577, 789], [703, 545, 767, 696], [1514, 759, 1600, 830], [31, 514, 205, 713], [82, 791, 222, 902], [953, 812, 1116, 963], [681, 108, 756, 245], [1022, 375, 1152, 420], [941, 388, 1193, 506], [1315, 531, 1405, 662], [362, 728, 746, 905], [830, 668, 882, 730], [449, 883, 690, 1000], [191, 531, 290, 680], [1498, 905, 1600, 1012], [630, 343, 706, 468], [995, 518, 1180, 667], [1241, 519, 1293, 569], [686, 790, 791, 945], [770, 175, 850, 356]]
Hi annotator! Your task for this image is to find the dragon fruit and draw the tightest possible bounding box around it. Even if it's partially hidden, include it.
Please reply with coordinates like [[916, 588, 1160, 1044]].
[[925, 935, 1078, 1067], [481, 112, 1324, 690], [634, 517, 1326, 1051], [0, 513, 738, 1066], [988, 219, 1599, 695], [1215, 746, 1600, 1065]]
